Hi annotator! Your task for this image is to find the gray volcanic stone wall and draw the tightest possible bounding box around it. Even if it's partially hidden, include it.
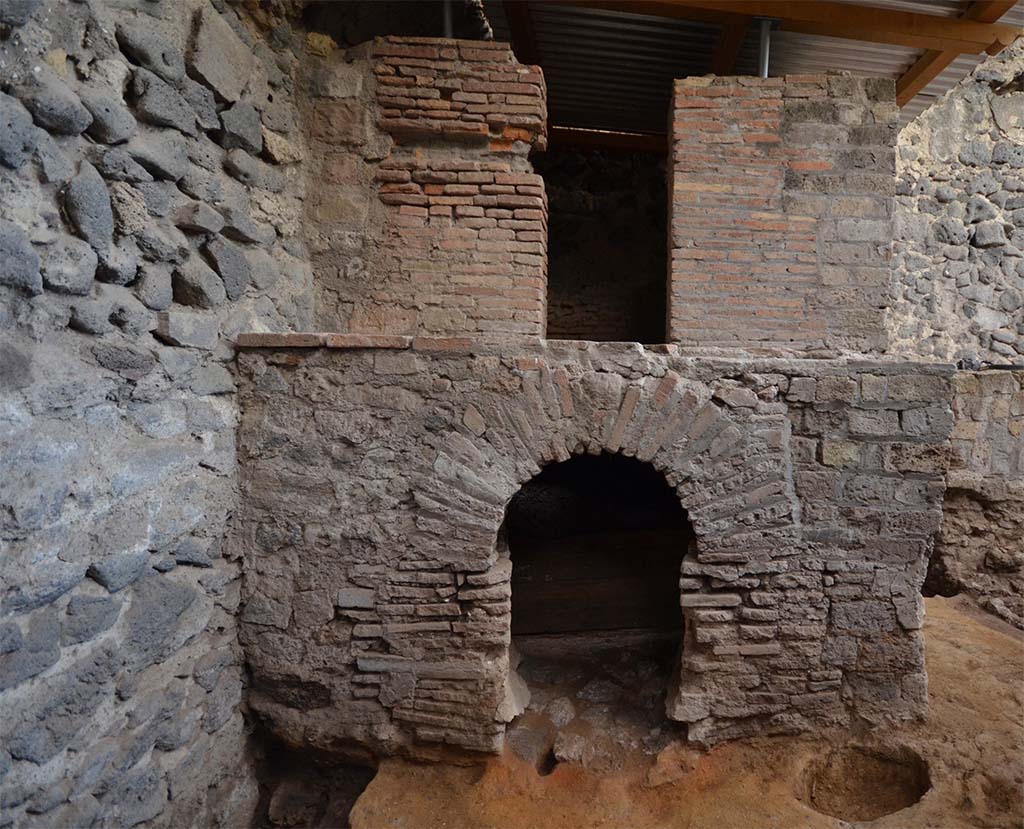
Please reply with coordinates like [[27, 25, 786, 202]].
[[0, 0, 313, 825], [234, 338, 953, 755], [892, 39, 1024, 365], [891, 40, 1024, 632]]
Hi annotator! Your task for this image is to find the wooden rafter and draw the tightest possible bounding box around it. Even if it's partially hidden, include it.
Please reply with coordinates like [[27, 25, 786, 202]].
[[503, 0, 541, 66], [896, 0, 1019, 107], [552, 0, 1021, 54], [710, 16, 751, 75]]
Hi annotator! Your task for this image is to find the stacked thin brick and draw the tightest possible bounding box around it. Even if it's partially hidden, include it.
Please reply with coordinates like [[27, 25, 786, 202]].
[[373, 37, 545, 148], [362, 37, 548, 339]]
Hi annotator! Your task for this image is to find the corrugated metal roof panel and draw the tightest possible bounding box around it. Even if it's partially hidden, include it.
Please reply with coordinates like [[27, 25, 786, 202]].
[[483, 1, 1023, 135]]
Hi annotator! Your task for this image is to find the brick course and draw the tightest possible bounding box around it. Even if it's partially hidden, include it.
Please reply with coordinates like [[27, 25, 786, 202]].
[[373, 38, 545, 147], [304, 37, 548, 340], [668, 74, 897, 352]]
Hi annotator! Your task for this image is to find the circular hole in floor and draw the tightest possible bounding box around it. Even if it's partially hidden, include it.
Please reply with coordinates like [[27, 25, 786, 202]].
[[538, 748, 559, 777], [800, 744, 931, 822]]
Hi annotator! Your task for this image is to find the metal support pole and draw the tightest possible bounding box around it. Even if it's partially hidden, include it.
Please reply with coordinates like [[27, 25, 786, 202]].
[[758, 18, 771, 78], [443, 0, 454, 39]]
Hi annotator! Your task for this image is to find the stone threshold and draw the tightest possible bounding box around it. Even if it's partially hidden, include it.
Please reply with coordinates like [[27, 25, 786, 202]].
[[232, 332, 819, 354]]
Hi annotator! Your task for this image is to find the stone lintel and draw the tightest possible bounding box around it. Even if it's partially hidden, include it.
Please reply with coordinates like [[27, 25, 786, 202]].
[[235, 332, 412, 349], [233, 333, 958, 376]]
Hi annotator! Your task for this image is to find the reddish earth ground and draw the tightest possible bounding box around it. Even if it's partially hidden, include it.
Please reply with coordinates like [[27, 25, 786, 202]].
[[349, 597, 1024, 829]]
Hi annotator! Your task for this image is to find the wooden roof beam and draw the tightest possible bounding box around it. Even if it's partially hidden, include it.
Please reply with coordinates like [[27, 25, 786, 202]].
[[710, 16, 751, 75], [553, 0, 1021, 54], [896, 0, 1019, 107], [503, 0, 541, 66]]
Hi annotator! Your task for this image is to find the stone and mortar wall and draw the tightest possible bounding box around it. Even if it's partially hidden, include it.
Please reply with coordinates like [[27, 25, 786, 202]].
[[234, 337, 952, 755], [0, 0, 314, 825], [890, 40, 1024, 629], [928, 369, 1024, 627], [302, 35, 548, 339], [670, 74, 897, 353], [892, 39, 1024, 366], [0, 0, 1007, 813]]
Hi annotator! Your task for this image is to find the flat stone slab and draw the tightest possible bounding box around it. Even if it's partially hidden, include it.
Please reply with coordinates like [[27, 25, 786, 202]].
[[234, 332, 413, 349]]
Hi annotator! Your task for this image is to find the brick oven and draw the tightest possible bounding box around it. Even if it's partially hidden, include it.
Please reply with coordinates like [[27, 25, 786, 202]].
[[233, 37, 954, 759]]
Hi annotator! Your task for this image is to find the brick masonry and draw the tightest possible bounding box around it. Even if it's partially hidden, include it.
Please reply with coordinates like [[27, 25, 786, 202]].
[[229, 41, 986, 762], [234, 339, 953, 754], [1, 6, 1015, 817], [303, 36, 548, 340], [669, 74, 898, 353]]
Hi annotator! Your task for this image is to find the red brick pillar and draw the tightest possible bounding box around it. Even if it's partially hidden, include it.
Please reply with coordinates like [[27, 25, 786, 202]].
[[668, 74, 896, 352], [364, 37, 548, 340]]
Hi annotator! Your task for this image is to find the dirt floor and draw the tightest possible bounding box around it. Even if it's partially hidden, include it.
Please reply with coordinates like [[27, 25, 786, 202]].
[[346, 597, 1024, 829]]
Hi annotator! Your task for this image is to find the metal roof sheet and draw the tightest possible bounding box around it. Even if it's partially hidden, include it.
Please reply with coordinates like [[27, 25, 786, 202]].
[[483, 0, 1024, 135]]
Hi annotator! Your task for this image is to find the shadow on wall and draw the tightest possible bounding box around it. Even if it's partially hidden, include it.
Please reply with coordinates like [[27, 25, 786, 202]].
[[302, 0, 490, 46], [534, 147, 669, 344], [254, 734, 376, 829]]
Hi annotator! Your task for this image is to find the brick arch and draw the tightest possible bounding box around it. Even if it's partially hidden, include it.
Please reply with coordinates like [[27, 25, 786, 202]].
[[415, 364, 798, 570], [412, 362, 800, 741]]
